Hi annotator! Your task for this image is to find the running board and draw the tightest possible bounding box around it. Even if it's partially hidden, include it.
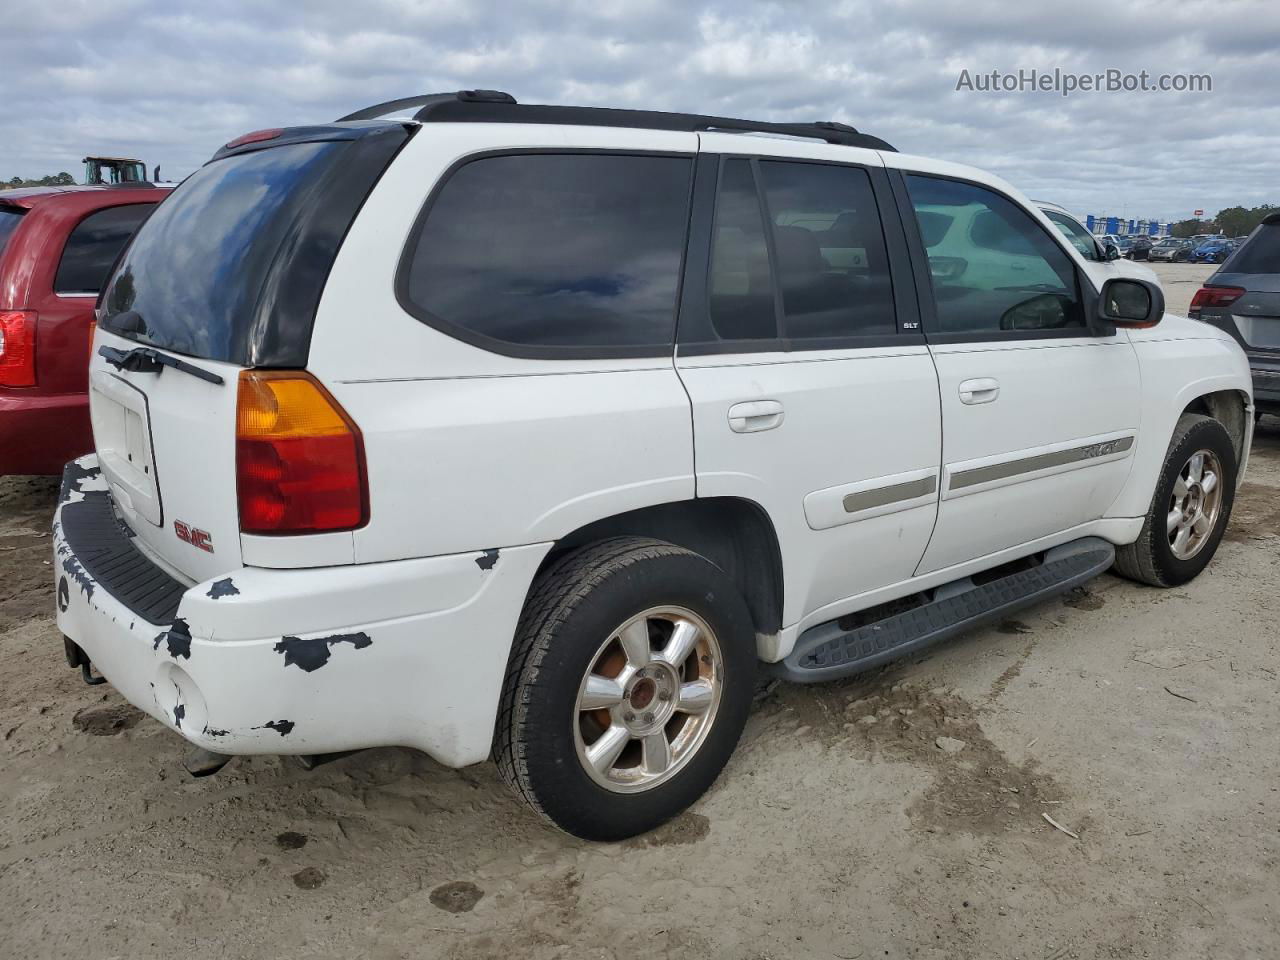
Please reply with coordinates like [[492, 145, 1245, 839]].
[[771, 538, 1115, 684]]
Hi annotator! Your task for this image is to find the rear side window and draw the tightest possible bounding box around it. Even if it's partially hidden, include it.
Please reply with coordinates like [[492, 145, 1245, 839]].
[[55, 204, 153, 294], [708, 159, 776, 341], [401, 153, 693, 353], [1227, 224, 1280, 274], [0, 207, 24, 259], [759, 160, 895, 340]]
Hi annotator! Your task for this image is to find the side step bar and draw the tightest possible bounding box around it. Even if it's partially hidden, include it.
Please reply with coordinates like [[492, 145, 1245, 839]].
[[771, 538, 1115, 684]]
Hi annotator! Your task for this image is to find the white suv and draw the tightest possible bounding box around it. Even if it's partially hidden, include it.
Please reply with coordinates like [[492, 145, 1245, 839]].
[[54, 91, 1253, 840]]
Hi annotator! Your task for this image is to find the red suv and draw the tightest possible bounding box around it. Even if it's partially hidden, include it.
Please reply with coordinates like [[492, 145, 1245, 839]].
[[0, 183, 170, 474]]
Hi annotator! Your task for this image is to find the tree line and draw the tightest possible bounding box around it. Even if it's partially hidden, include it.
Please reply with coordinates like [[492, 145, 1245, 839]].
[[1, 172, 76, 190], [1172, 204, 1278, 239]]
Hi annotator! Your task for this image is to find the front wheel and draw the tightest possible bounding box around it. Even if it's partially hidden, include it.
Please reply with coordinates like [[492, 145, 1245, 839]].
[[493, 537, 756, 840], [1114, 414, 1237, 587]]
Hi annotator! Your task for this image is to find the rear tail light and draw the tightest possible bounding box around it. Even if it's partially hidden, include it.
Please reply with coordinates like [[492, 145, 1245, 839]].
[[235, 371, 368, 535], [1188, 285, 1245, 318], [0, 310, 36, 387]]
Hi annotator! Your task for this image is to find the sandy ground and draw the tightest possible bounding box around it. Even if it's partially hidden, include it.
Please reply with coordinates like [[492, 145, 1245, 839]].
[[3, 260, 1278, 960]]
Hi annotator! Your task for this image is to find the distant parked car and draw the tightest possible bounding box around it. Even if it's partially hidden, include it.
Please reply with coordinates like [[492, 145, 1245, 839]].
[[1148, 238, 1194, 262], [1125, 236, 1154, 260], [1190, 239, 1234, 264], [0, 183, 170, 475], [1191, 213, 1280, 418]]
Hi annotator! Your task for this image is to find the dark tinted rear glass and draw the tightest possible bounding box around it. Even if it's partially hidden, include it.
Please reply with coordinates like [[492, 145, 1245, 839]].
[[100, 142, 346, 363], [1227, 224, 1280, 274], [401, 153, 693, 352], [0, 207, 24, 258], [55, 204, 153, 294], [759, 160, 895, 340]]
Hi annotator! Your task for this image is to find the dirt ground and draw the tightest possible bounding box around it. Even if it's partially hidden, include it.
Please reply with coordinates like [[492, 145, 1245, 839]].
[[3, 260, 1278, 960]]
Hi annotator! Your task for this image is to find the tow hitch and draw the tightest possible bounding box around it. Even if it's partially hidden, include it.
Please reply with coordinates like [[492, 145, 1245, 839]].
[[63, 636, 106, 686]]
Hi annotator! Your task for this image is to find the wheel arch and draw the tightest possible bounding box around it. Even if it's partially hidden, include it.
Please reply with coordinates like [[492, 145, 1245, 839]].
[[534, 497, 785, 646], [1108, 366, 1252, 521], [1180, 388, 1251, 469]]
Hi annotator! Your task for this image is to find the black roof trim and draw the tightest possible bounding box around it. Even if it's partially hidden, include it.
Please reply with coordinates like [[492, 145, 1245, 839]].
[[337, 90, 896, 152], [1262, 213, 1280, 226]]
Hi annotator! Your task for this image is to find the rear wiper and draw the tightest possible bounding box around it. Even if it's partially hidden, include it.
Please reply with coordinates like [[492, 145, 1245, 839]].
[[98, 345, 225, 386]]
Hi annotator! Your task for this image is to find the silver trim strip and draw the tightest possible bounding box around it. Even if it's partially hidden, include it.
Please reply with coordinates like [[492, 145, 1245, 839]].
[[950, 436, 1135, 490], [843, 475, 937, 513]]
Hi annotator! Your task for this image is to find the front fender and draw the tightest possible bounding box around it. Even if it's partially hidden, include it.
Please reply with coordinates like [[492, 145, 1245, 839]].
[[1106, 332, 1252, 520]]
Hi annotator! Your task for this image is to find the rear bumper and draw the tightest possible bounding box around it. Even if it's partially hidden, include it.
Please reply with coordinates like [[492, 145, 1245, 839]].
[[53, 455, 551, 767], [0, 391, 91, 475], [1251, 363, 1280, 412]]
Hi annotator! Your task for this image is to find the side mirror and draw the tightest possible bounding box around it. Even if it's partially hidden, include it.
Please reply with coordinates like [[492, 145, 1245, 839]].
[[1103, 241, 1122, 261], [1099, 277, 1164, 328]]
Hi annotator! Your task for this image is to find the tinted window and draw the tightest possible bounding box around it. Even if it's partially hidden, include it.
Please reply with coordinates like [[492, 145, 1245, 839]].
[[55, 204, 152, 294], [907, 176, 1083, 335], [760, 161, 895, 339], [708, 159, 776, 341], [403, 154, 692, 350], [1044, 210, 1101, 261], [101, 141, 354, 363], [1228, 223, 1280, 274], [0, 207, 24, 259]]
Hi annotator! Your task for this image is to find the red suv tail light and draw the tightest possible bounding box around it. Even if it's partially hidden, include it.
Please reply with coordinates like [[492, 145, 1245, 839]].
[[1188, 285, 1245, 318], [235, 371, 368, 535], [0, 310, 37, 387]]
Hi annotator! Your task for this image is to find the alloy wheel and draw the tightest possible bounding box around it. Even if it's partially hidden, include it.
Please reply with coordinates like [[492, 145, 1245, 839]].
[[1167, 448, 1224, 561], [573, 606, 723, 794]]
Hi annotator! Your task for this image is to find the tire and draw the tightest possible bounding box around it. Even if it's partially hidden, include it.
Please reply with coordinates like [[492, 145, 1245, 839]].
[[1114, 414, 1238, 587], [493, 537, 756, 841]]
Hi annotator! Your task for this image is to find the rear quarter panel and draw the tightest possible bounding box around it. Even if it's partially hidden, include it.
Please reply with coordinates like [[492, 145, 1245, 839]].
[[307, 123, 699, 564]]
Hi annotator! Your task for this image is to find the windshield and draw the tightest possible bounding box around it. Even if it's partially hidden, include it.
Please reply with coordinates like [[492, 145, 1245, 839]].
[[0, 206, 25, 259], [1044, 210, 1100, 260]]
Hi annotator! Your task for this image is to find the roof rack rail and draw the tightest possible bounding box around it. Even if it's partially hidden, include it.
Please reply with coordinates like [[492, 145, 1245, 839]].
[[337, 90, 895, 152]]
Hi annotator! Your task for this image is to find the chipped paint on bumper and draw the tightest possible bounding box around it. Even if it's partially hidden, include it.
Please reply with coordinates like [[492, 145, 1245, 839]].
[[53, 455, 553, 766]]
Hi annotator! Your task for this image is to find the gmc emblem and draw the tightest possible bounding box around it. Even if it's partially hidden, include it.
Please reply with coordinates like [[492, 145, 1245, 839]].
[[174, 520, 214, 553]]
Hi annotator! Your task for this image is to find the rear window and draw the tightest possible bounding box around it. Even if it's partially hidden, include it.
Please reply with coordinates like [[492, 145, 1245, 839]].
[[100, 142, 344, 363], [55, 204, 153, 294], [399, 153, 694, 354], [0, 206, 24, 259], [1227, 224, 1280, 274]]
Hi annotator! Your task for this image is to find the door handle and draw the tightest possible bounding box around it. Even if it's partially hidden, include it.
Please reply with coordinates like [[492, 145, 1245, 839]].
[[958, 378, 1000, 405], [728, 400, 784, 433]]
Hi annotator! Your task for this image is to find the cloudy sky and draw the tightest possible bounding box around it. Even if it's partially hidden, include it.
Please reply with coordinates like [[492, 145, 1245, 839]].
[[3, 0, 1276, 221]]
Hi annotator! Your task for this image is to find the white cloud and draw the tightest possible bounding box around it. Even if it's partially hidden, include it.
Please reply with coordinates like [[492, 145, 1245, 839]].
[[1, 0, 1276, 219]]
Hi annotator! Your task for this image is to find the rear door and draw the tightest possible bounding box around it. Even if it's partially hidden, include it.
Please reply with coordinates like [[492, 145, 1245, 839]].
[[675, 139, 941, 627], [893, 171, 1141, 575]]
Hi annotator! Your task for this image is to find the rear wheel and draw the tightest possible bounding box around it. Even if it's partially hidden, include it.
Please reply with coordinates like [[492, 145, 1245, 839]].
[[1114, 414, 1237, 587], [493, 537, 756, 840]]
